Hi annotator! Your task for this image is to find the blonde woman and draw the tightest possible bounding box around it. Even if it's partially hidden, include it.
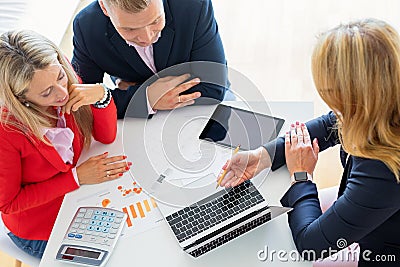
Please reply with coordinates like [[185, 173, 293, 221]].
[[0, 30, 131, 258], [218, 19, 400, 266]]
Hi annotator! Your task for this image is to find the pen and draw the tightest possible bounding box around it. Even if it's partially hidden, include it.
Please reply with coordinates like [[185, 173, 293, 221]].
[[216, 145, 241, 189]]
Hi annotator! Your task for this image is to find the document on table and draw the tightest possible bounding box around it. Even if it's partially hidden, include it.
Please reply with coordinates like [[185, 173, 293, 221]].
[[76, 176, 164, 237]]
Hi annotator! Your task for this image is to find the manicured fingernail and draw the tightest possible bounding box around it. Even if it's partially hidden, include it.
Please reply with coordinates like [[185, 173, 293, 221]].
[[193, 78, 200, 82], [123, 155, 127, 159], [291, 123, 295, 127], [125, 166, 130, 170], [104, 152, 108, 154], [128, 162, 132, 166], [296, 121, 299, 125], [119, 173, 123, 177]]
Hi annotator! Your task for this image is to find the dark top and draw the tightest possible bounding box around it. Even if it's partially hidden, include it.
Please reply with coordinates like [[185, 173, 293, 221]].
[[264, 111, 400, 266], [72, 0, 227, 118]]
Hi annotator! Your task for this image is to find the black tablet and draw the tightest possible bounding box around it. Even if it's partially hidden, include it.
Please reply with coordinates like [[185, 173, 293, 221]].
[[199, 104, 285, 150]]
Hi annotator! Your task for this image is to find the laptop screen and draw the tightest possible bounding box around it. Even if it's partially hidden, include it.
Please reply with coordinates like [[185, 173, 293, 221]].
[[199, 104, 285, 150]]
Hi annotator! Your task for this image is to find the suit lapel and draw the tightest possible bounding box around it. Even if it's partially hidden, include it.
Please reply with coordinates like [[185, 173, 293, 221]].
[[64, 114, 83, 165], [35, 138, 70, 172], [33, 114, 82, 171], [154, 0, 175, 71], [154, 26, 175, 71], [107, 21, 154, 77]]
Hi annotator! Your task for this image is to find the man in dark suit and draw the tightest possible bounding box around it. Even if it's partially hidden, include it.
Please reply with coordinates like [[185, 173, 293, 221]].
[[72, 0, 227, 119]]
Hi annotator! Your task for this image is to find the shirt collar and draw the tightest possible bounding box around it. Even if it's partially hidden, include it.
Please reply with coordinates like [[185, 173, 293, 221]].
[[126, 32, 162, 48]]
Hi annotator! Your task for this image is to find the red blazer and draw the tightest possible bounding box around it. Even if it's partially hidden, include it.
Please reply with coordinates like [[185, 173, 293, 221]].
[[0, 99, 117, 240]]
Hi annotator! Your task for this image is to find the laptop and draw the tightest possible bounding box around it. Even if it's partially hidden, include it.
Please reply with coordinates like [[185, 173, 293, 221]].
[[153, 103, 290, 257], [157, 181, 290, 257]]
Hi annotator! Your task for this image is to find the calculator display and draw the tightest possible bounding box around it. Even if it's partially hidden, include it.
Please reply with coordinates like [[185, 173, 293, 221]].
[[65, 247, 101, 259]]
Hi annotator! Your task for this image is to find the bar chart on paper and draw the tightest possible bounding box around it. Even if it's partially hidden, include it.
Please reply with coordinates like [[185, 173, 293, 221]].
[[77, 177, 164, 237], [121, 197, 158, 227]]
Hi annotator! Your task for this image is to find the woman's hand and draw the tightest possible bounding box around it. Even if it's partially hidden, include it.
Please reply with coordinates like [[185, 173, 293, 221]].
[[63, 83, 104, 114], [76, 152, 132, 185], [218, 147, 272, 188], [285, 122, 319, 177]]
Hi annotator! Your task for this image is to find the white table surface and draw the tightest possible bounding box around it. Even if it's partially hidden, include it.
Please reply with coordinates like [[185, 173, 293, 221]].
[[40, 101, 314, 267]]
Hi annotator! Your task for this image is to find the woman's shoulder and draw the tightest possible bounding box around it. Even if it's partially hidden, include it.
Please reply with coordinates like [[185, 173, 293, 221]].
[[0, 122, 28, 140], [0, 109, 32, 142], [351, 156, 398, 183]]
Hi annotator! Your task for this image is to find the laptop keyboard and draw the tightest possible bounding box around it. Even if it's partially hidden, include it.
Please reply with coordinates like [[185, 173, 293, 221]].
[[165, 181, 265, 243], [189, 211, 272, 257]]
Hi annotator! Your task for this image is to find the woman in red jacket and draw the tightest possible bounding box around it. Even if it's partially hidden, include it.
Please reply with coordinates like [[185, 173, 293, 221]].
[[0, 30, 131, 258]]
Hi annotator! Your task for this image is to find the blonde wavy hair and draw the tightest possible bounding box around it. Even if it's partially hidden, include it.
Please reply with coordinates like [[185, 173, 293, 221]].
[[312, 18, 400, 181], [0, 30, 93, 147]]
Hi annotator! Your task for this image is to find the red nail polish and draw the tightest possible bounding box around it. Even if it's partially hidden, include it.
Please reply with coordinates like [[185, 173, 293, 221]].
[[123, 155, 127, 159], [128, 162, 133, 166], [103, 152, 108, 154], [125, 166, 130, 170], [296, 121, 300, 125], [119, 173, 123, 177], [291, 123, 295, 127]]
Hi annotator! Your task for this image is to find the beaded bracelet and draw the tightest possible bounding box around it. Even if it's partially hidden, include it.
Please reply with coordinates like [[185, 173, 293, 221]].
[[93, 83, 112, 109]]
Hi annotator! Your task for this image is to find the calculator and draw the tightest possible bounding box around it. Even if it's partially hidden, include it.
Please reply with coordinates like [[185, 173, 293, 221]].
[[56, 207, 127, 266]]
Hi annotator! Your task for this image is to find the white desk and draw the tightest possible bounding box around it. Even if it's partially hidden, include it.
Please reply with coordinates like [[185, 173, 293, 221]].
[[40, 101, 313, 267]]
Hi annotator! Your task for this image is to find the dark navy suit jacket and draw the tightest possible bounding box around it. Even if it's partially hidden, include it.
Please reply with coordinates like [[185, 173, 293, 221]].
[[72, 0, 227, 119], [264, 112, 400, 266]]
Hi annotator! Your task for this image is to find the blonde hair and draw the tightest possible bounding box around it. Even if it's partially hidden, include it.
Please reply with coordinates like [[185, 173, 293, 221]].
[[103, 0, 151, 13], [312, 18, 400, 181], [0, 30, 93, 147]]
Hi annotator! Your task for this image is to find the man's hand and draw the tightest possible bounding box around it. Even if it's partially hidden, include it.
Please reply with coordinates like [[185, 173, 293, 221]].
[[147, 74, 201, 110], [115, 79, 137, 90]]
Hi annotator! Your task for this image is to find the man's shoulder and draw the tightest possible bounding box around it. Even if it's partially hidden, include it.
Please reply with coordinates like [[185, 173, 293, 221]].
[[166, 0, 211, 16], [167, 0, 206, 6], [74, 1, 107, 27], [164, 0, 215, 30]]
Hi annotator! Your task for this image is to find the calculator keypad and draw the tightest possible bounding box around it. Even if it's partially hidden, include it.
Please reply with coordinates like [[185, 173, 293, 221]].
[[67, 208, 125, 246]]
